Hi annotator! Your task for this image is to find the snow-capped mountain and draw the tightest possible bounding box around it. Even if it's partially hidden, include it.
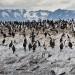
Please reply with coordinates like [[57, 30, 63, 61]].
[[0, 9, 75, 21]]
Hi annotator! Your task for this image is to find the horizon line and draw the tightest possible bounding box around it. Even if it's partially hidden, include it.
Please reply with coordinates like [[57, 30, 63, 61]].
[[0, 8, 75, 12]]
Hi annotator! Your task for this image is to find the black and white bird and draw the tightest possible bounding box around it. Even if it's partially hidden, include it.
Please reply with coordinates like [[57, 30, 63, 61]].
[[12, 45, 16, 54], [60, 43, 63, 51], [2, 39, 5, 44]]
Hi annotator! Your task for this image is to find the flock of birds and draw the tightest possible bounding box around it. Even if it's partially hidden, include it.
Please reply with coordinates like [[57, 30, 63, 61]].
[[0, 19, 75, 54]]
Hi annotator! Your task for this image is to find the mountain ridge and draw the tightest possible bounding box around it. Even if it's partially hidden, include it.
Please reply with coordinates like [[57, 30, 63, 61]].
[[0, 9, 75, 21]]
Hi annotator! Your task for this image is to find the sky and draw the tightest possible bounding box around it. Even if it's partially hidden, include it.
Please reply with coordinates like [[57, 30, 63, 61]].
[[0, 0, 75, 11]]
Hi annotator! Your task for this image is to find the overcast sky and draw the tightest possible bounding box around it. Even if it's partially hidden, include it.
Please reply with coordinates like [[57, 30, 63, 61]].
[[0, 0, 75, 11]]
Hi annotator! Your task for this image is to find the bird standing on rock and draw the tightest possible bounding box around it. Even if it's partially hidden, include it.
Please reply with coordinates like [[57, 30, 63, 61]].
[[9, 40, 13, 49], [28, 43, 32, 50], [2, 39, 5, 45], [33, 42, 36, 52], [60, 43, 63, 51], [68, 41, 72, 49], [12, 45, 16, 54]]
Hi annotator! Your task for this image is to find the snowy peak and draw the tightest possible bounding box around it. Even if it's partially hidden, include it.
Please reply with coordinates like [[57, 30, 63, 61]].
[[0, 9, 75, 21], [0, 9, 26, 21]]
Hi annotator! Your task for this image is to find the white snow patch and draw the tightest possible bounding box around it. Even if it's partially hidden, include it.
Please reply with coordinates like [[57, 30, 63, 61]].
[[40, 12, 49, 16], [14, 12, 21, 18], [24, 11, 39, 21], [2, 11, 9, 18]]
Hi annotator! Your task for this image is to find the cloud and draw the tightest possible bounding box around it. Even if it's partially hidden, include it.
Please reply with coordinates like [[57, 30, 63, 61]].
[[0, 0, 75, 11], [0, 0, 24, 5]]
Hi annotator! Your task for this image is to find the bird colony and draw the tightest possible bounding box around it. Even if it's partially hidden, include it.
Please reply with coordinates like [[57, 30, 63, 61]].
[[0, 19, 75, 75]]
